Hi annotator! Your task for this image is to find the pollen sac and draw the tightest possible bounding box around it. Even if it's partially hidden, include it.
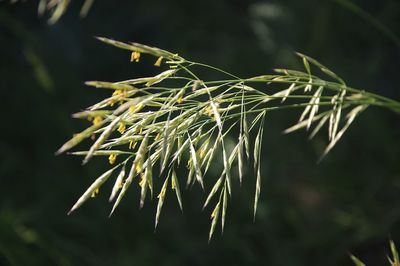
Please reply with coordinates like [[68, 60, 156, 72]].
[[108, 154, 117, 165], [117, 122, 126, 134], [154, 56, 163, 67], [130, 51, 141, 62], [92, 116, 103, 125]]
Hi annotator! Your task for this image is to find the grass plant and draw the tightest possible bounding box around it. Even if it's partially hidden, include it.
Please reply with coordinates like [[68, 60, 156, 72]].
[[351, 240, 400, 266], [37, 0, 94, 24], [57, 37, 400, 240]]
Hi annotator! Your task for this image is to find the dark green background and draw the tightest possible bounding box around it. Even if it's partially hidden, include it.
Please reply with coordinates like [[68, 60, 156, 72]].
[[1, 0, 399, 265]]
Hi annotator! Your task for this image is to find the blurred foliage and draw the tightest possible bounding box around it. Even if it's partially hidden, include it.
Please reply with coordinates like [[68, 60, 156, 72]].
[[0, 0, 399, 265]]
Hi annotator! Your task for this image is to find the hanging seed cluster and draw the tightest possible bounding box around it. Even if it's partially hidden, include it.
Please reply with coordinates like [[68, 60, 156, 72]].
[[58, 37, 399, 240]]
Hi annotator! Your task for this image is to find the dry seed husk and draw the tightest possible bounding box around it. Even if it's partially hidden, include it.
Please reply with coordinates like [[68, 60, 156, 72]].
[[253, 112, 266, 219], [188, 134, 203, 189], [171, 170, 183, 211], [109, 164, 126, 202], [83, 116, 122, 164], [56, 119, 106, 155], [209, 201, 221, 241], [68, 166, 117, 215], [155, 176, 169, 229]]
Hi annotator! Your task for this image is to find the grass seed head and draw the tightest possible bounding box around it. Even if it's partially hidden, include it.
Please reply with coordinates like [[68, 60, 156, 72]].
[[59, 38, 400, 239]]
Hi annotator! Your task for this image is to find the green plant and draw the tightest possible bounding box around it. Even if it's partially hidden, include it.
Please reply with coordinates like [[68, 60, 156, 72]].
[[57, 37, 400, 240], [37, 0, 94, 24], [350, 240, 400, 266]]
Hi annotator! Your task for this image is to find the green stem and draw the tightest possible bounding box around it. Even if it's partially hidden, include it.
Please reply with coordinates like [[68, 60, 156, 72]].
[[177, 58, 400, 114], [188, 61, 244, 81]]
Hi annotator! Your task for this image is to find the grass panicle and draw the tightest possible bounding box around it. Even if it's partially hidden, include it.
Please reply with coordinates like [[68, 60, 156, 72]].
[[58, 37, 400, 239]]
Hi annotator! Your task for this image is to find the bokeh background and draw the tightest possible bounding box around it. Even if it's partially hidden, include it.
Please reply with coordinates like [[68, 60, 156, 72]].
[[1, 0, 400, 265]]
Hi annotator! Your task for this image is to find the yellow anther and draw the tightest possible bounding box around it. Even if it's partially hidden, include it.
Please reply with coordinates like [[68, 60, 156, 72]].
[[110, 89, 124, 106], [204, 106, 213, 117], [129, 105, 136, 113], [187, 158, 192, 169], [117, 122, 126, 134], [91, 188, 99, 198], [113, 92, 125, 105], [135, 162, 142, 174], [198, 147, 206, 159], [129, 140, 136, 149], [211, 204, 219, 218], [154, 56, 163, 67], [130, 51, 141, 62], [129, 104, 143, 114], [177, 96, 183, 104], [112, 89, 123, 97], [108, 154, 117, 165], [139, 174, 146, 187], [171, 177, 176, 190], [93, 116, 103, 125], [158, 186, 166, 199]]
